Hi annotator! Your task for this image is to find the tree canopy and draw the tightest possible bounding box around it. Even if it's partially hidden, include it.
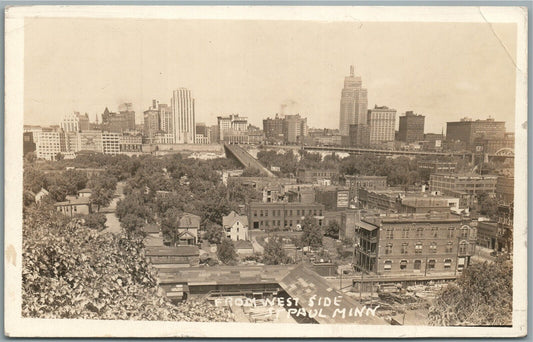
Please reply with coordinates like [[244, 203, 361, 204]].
[[22, 204, 233, 321], [428, 257, 512, 326]]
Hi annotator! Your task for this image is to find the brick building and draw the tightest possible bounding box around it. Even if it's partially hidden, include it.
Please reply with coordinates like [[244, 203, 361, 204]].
[[398, 111, 425, 143], [354, 213, 477, 276], [247, 202, 325, 230]]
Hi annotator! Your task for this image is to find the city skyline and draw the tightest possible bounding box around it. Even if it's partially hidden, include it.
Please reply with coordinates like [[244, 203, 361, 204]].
[[24, 19, 517, 133]]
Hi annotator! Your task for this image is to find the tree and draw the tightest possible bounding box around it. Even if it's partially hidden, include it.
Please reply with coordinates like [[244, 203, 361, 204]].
[[477, 192, 499, 218], [25, 152, 36, 164], [217, 238, 237, 265], [204, 223, 225, 245], [241, 167, 262, 177], [300, 216, 323, 249], [428, 257, 512, 326], [262, 236, 291, 265], [83, 213, 107, 230], [325, 220, 340, 239], [22, 205, 233, 321], [120, 214, 145, 234]]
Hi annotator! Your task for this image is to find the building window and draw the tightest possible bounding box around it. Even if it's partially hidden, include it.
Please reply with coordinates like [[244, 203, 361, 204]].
[[446, 242, 453, 253], [385, 228, 394, 239], [459, 241, 468, 254], [430, 242, 437, 253], [416, 227, 424, 238], [415, 242, 423, 254], [401, 243, 409, 254], [447, 227, 454, 238], [431, 227, 439, 238], [444, 259, 452, 269], [402, 227, 409, 238], [260, 210, 263, 217], [385, 243, 393, 255], [253, 210, 257, 217], [400, 260, 408, 270], [265, 210, 268, 217], [461, 226, 469, 238], [384, 260, 392, 271], [414, 260, 422, 270], [428, 259, 436, 269]]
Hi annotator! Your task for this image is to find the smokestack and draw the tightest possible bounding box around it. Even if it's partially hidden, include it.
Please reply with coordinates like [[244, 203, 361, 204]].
[[350, 65, 354, 77]]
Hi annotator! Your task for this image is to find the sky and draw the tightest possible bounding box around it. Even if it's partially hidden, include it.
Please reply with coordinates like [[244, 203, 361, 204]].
[[24, 18, 517, 133]]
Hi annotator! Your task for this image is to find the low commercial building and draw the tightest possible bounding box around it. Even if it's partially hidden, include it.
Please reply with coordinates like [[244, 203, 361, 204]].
[[496, 176, 514, 204], [247, 202, 325, 230], [296, 168, 339, 184], [476, 220, 505, 251], [54, 197, 93, 216], [315, 186, 350, 210], [429, 173, 497, 208], [418, 161, 457, 174], [145, 245, 200, 268], [354, 213, 477, 276]]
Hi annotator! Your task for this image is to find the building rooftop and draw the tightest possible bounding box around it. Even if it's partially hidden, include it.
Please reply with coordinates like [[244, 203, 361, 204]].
[[363, 212, 463, 225], [145, 245, 200, 257], [223, 211, 249, 228], [279, 264, 385, 325], [157, 265, 296, 286], [143, 224, 161, 234], [54, 197, 91, 206]]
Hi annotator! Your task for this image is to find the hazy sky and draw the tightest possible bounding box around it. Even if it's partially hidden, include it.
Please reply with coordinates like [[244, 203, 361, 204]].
[[24, 18, 517, 133]]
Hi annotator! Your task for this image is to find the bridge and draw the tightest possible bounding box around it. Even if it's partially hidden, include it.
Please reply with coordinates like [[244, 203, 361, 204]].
[[255, 144, 514, 161], [223, 143, 277, 177]]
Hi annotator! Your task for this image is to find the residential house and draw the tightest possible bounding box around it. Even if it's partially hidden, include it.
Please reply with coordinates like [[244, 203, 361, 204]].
[[222, 211, 249, 241]]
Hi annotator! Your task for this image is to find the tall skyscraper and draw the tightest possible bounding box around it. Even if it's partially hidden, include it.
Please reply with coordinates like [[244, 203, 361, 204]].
[[171, 88, 196, 144], [283, 114, 308, 144], [339, 65, 368, 136]]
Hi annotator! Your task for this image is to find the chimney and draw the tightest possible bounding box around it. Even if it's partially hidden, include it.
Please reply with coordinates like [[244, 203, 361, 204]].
[[350, 65, 354, 77]]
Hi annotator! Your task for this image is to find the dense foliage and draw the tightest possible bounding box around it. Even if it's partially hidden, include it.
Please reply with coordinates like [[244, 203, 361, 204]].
[[300, 216, 323, 248], [428, 258, 512, 326], [217, 238, 237, 265], [22, 204, 233, 321], [262, 236, 291, 265]]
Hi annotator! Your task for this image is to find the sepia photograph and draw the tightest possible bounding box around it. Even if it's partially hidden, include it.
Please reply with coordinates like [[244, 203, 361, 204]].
[[4, 5, 528, 338]]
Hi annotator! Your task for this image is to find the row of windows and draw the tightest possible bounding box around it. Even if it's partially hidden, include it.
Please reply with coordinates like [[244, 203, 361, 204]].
[[383, 258, 453, 271], [253, 209, 323, 217], [383, 241, 464, 254], [253, 219, 323, 227], [383, 226, 471, 239]]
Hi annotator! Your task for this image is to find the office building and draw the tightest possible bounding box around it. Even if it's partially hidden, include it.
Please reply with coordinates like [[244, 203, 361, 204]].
[[354, 213, 477, 276], [23, 132, 36, 156], [367, 105, 396, 145], [171, 88, 196, 144], [339, 65, 368, 136], [78, 130, 104, 153], [101, 106, 136, 133], [217, 114, 248, 142], [263, 114, 285, 142], [60, 112, 90, 132], [446, 117, 506, 150], [398, 111, 425, 143], [34, 130, 62, 160], [283, 114, 308, 144], [120, 131, 143, 153], [144, 100, 161, 143], [348, 124, 370, 147]]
